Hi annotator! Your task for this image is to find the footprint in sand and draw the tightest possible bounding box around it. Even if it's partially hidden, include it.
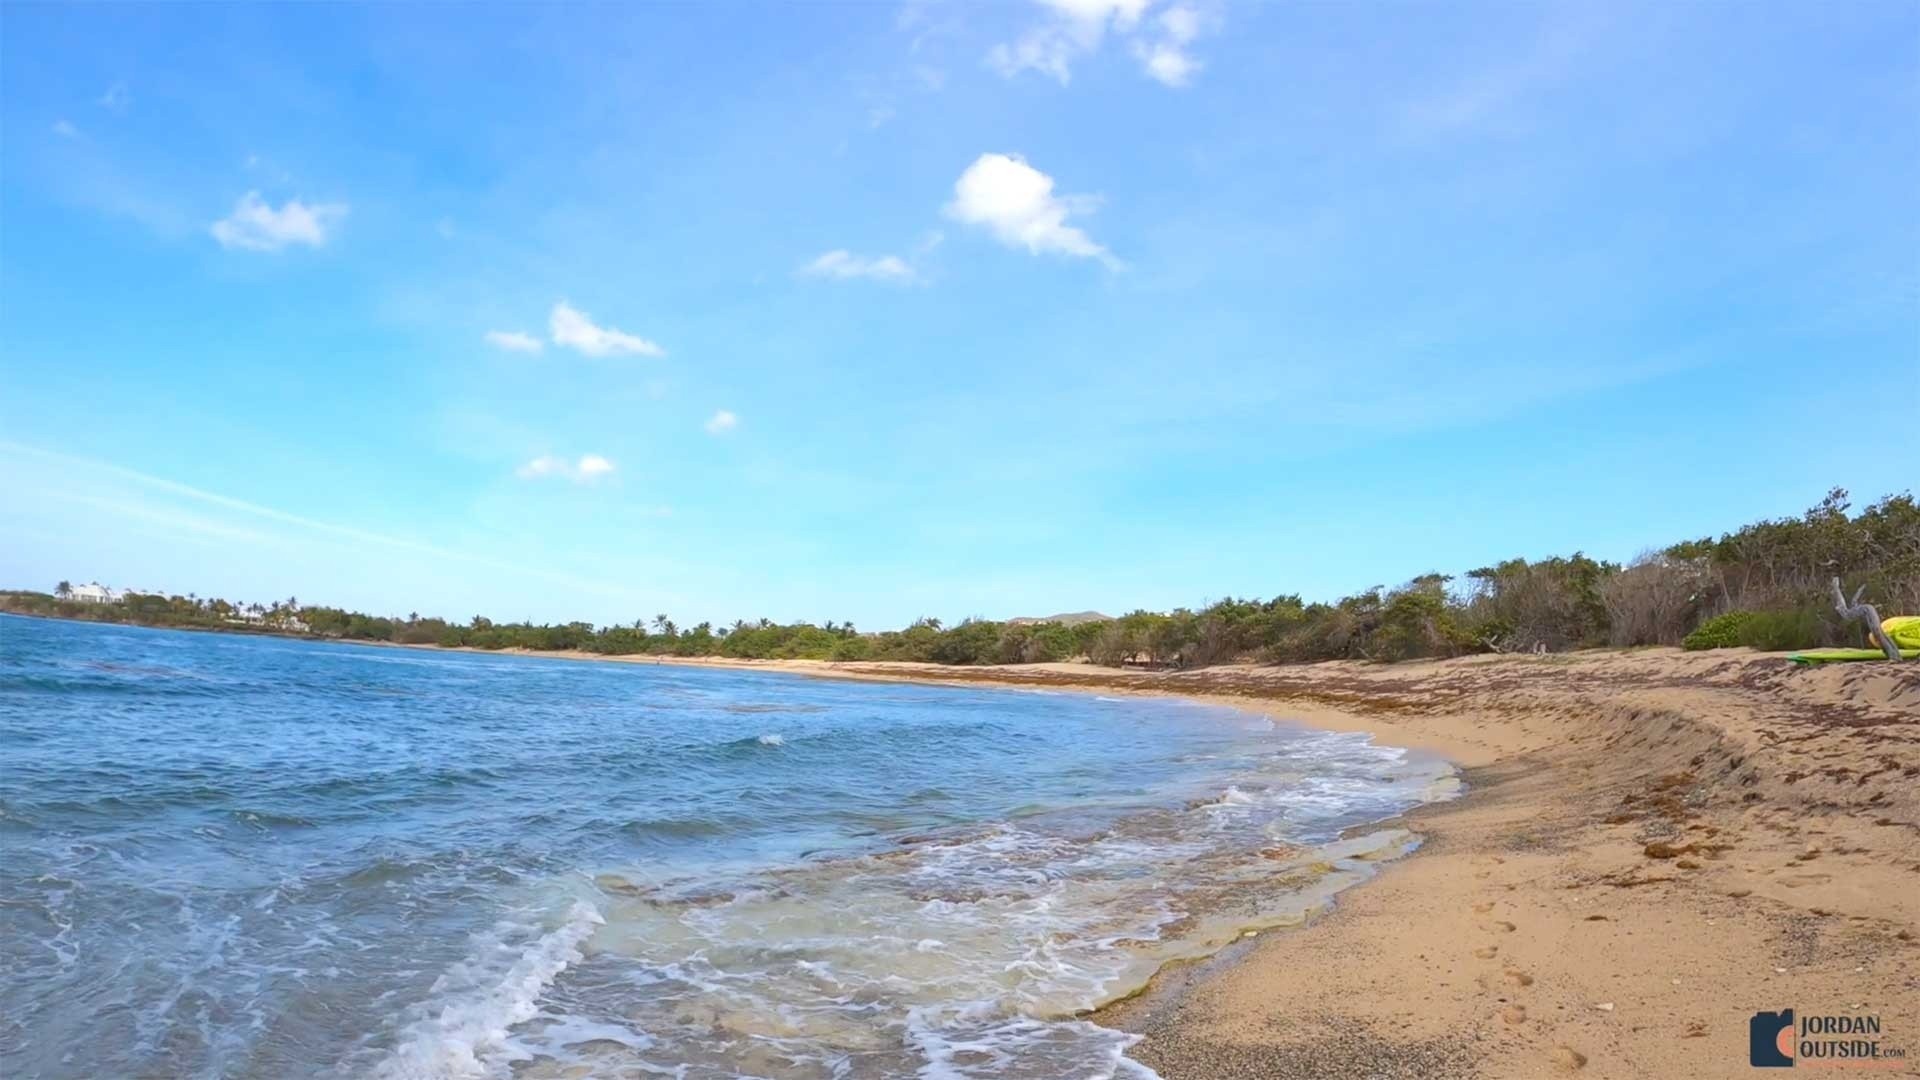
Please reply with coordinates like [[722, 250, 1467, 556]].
[[1473, 945, 1500, 959], [1551, 1045, 1588, 1072], [1502, 1004, 1528, 1025], [1473, 901, 1496, 913], [1476, 968, 1535, 991], [1485, 920, 1517, 933]]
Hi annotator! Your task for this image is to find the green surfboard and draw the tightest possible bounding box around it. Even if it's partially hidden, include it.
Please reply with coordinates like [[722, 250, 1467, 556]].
[[1786, 647, 1920, 665]]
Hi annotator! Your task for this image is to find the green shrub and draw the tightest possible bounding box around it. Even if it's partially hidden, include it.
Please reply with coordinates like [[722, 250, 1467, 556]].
[[1735, 608, 1828, 651], [1683, 608, 1830, 652], [829, 636, 871, 661], [1682, 611, 1757, 650]]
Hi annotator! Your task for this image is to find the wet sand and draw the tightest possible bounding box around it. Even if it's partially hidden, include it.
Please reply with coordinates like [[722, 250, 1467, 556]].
[[414, 644, 1920, 1077]]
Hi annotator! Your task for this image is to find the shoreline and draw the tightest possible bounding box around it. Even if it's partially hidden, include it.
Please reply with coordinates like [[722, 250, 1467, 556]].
[[246, 637, 1920, 1075], [373, 643, 1512, 764], [444, 644, 1920, 1078], [13, 615, 1920, 1075]]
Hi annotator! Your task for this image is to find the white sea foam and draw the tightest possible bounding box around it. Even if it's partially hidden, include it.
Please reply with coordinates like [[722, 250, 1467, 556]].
[[6, 613, 1466, 1080], [372, 901, 604, 1080], [907, 1006, 1158, 1080]]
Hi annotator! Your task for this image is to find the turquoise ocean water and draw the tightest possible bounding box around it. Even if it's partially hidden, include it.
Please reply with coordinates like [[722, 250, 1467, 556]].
[[0, 614, 1457, 1079]]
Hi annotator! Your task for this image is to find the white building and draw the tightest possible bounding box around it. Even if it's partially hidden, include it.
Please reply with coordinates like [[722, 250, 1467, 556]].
[[67, 582, 119, 604]]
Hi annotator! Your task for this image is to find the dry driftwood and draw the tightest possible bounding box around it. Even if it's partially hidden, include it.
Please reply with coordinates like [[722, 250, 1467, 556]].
[[1831, 577, 1903, 661]]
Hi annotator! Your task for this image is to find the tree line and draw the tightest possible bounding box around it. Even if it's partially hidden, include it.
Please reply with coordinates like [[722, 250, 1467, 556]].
[[5, 487, 1913, 667]]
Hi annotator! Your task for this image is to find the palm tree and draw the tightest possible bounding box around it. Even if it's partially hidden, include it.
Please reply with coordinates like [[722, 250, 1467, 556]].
[[55, 580, 72, 599], [408, 611, 419, 623]]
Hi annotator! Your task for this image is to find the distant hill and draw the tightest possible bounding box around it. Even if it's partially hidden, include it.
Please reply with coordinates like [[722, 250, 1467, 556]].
[[1005, 611, 1113, 627]]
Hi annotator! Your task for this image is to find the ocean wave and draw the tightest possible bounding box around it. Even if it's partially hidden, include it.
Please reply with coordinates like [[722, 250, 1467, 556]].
[[3, 616, 1465, 1079], [372, 901, 605, 1080], [908, 1009, 1159, 1080]]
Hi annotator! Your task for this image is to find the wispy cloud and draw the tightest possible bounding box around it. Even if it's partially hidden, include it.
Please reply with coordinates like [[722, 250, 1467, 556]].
[[945, 153, 1117, 267], [988, 0, 1145, 84], [988, 0, 1212, 87], [704, 409, 739, 435], [1397, 16, 1591, 139], [484, 330, 544, 354], [210, 191, 348, 252], [0, 441, 645, 595], [41, 488, 274, 547], [52, 119, 79, 139], [97, 82, 131, 113], [549, 301, 665, 358], [1133, 5, 1209, 87], [800, 250, 917, 283], [516, 453, 618, 482]]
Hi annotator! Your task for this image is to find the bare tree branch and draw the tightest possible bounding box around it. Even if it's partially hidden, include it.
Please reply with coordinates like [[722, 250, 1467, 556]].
[[1831, 577, 1903, 661]]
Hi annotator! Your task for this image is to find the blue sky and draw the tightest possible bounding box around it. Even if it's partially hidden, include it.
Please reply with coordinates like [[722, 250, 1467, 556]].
[[2, 1, 1916, 628]]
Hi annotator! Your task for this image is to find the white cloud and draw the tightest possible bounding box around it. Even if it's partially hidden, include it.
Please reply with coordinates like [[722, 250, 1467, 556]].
[[986, 23, 1093, 84], [1135, 43, 1198, 87], [516, 455, 567, 479], [989, 0, 1212, 87], [52, 119, 79, 139], [1039, 0, 1150, 21], [800, 250, 917, 283], [1133, 5, 1207, 87], [210, 191, 348, 252], [549, 301, 665, 358], [1155, 1, 1198, 36], [516, 453, 617, 482], [485, 330, 544, 354], [98, 82, 131, 113], [987, 0, 1147, 83], [944, 153, 1117, 267], [704, 409, 739, 435]]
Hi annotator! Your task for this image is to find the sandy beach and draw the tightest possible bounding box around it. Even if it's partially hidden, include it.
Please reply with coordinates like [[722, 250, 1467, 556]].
[[460, 645, 1920, 1078]]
